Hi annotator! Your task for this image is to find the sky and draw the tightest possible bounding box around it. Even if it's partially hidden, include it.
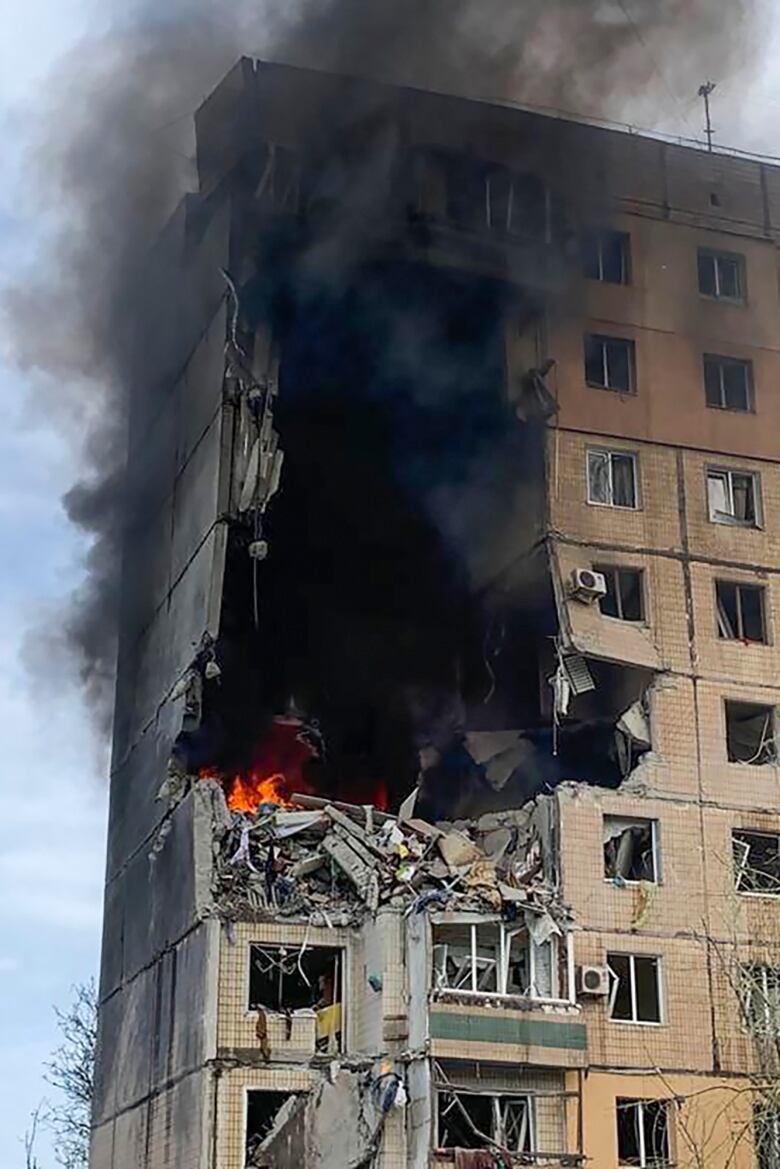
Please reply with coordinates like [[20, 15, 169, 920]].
[[0, 3, 779, 1168]]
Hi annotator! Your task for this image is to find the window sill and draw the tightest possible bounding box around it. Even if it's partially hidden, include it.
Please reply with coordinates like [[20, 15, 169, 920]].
[[699, 293, 747, 307], [604, 878, 661, 888], [705, 403, 755, 415], [608, 1017, 664, 1027], [585, 381, 636, 395], [709, 518, 762, 531], [587, 500, 641, 512], [736, 890, 780, 900]]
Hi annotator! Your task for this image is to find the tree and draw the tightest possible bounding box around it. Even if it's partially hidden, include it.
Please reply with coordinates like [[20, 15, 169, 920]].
[[44, 980, 97, 1169], [24, 1105, 44, 1169]]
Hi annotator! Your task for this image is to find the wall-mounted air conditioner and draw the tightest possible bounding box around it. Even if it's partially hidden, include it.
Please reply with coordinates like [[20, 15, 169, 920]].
[[570, 568, 607, 604], [578, 965, 610, 997]]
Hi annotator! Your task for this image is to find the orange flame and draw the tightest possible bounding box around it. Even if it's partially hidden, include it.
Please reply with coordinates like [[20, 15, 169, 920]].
[[226, 771, 294, 813]]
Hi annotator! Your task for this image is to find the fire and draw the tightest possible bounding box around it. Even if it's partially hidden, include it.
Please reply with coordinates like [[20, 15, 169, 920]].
[[226, 770, 294, 812]]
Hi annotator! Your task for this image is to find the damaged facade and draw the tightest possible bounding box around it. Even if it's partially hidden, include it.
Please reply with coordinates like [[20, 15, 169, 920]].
[[93, 59, 780, 1169]]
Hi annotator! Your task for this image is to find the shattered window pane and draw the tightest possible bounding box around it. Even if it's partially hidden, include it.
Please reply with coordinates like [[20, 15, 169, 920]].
[[246, 1090, 298, 1163], [584, 334, 634, 392], [500, 1098, 533, 1153], [604, 817, 658, 883], [437, 1091, 494, 1149], [249, 945, 342, 1012], [704, 354, 752, 411], [595, 566, 644, 622], [725, 702, 776, 765], [608, 954, 661, 1024], [616, 1099, 671, 1167], [744, 966, 780, 1036], [698, 248, 745, 301], [733, 830, 780, 894], [582, 229, 630, 283], [588, 449, 638, 508], [716, 581, 766, 643], [708, 468, 759, 526]]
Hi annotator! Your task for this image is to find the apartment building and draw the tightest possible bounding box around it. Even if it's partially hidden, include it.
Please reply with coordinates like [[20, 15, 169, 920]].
[[92, 58, 780, 1169]]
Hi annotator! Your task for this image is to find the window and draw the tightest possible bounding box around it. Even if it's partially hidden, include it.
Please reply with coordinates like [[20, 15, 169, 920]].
[[595, 565, 644, 622], [582, 229, 631, 283], [733, 830, 780, 894], [704, 354, 753, 412], [608, 955, 662, 1024], [249, 944, 344, 1052], [617, 1099, 671, 1167], [698, 248, 745, 302], [431, 921, 564, 1000], [707, 468, 761, 527], [584, 334, 635, 392], [726, 702, 777, 765], [716, 580, 767, 643], [437, 1091, 533, 1153], [743, 965, 780, 1036], [755, 1104, 780, 1169], [445, 157, 546, 238], [604, 817, 659, 883], [587, 449, 639, 509], [246, 1090, 298, 1163]]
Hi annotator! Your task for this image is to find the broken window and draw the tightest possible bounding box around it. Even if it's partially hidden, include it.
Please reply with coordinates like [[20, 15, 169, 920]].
[[755, 1104, 780, 1169], [743, 965, 780, 1036], [444, 156, 546, 238], [604, 817, 659, 883], [432, 921, 564, 1000], [249, 944, 343, 1051], [707, 467, 760, 527], [246, 1090, 298, 1164], [582, 228, 630, 284], [704, 354, 753, 412], [725, 702, 777, 765], [616, 1099, 671, 1167], [698, 248, 745, 302], [733, 830, 780, 895], [437, 1091, 533, 1153], [584, 334, 635, 393], [716, 580, 766, 643], [588, 448, 639, 509], [595, 566, 644, 622], [608, 954, 662, 1024]]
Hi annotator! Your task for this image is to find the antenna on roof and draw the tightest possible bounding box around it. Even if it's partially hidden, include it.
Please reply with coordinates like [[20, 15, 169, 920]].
[[698, 81, 716, 152]]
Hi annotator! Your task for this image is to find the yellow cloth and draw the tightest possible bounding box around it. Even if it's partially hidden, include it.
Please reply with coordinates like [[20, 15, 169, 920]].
[[316, 1002, 342, 1040]]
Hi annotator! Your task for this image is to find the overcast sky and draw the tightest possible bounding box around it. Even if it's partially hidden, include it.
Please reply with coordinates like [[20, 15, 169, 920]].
[[0, 3, 779, 1167]]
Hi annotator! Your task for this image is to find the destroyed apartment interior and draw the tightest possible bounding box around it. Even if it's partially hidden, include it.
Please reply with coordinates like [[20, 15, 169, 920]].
[[93, 58, 780, 1169]]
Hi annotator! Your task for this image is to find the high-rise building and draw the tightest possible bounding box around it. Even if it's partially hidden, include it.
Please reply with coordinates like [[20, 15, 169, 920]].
[[92, 58, 780, 1169]]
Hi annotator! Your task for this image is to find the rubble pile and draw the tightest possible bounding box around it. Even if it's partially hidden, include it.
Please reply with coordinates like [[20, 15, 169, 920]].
[[207, 781, 570, 933]]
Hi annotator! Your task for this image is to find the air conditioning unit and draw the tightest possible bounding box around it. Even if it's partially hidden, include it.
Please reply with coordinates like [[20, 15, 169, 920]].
[[570, 568, 607, 604], [578, 965, 610, 997]]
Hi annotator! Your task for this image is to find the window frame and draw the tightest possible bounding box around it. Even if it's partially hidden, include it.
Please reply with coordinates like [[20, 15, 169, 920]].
[[436, 1089, 536, 1154], [706, 466, 762, 528], [587, 447, 640, 510], [703, 352, 754, 413], [431, 919, 574, 1004], [733, 829, 780, 896], [616, 1098, 672, 1168], [698, 247, 746, 304], [594, 564, 646, 623], [742, 964, 780, 1037], [715, 579, 767, 643], [725, 702, 777, 766], [582, 228, 631, 284], [584, 332, 636, 393], [607, 953, 664, 1026], [604, 816, 660, 885]]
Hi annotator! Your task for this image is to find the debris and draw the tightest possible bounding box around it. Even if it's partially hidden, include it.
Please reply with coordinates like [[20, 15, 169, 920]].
[[438, 830, 482, 868], [397, 786, 418, 823]]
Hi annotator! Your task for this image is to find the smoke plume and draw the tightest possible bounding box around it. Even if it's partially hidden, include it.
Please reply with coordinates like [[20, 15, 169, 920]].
[[3, 0, 765, 727]]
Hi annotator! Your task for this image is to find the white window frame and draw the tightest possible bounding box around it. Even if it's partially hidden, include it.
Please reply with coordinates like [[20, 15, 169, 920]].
[[733, 829, 780, 897], [603, 816, 660, 885], [431, 920, 574, 1004], [698, 247, 746, 303], [704, 353, 753, 412], [584, 229, 630, 284], [436, 1089, 535, 1154], [607, 954, 664, 1026], [587, 448, 639, 510], [617, 1099, 672, 1168], [706, 467, 762, 528], [585, 333, 635, 393], [743, 965, 780, 1037], [715, 579, 767, 643]]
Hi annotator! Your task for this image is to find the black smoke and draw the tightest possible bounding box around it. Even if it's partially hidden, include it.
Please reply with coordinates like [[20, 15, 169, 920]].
[[3, 0, 765, 727]]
